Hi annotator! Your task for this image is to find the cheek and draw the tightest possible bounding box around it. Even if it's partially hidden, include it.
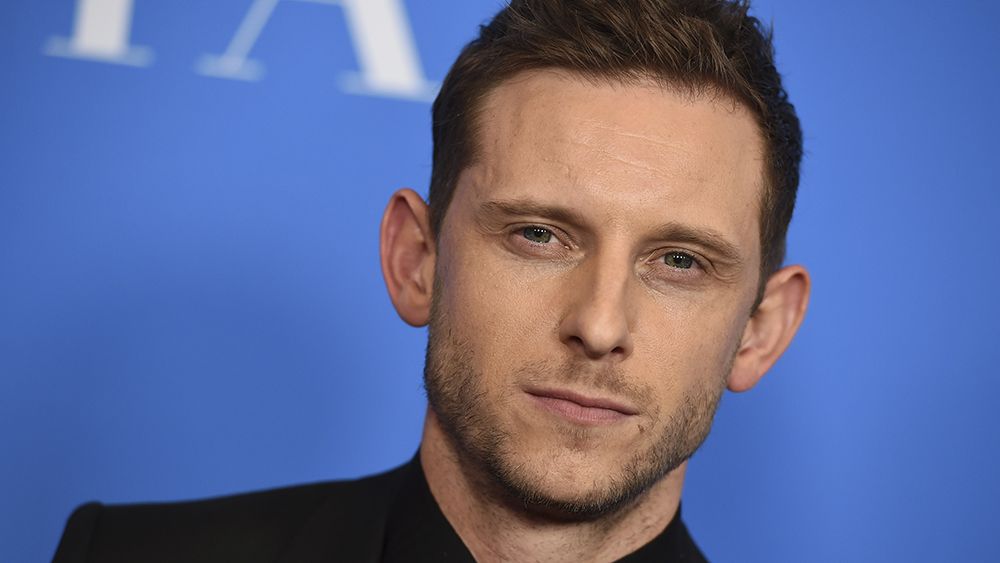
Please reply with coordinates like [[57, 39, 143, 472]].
[[632, 295, 748, 391], [435, 243, 561, 368]]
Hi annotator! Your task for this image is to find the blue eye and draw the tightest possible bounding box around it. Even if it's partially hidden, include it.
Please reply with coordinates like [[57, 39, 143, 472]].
[[663, 251, 695, 269], [522, 227, 553, 244]]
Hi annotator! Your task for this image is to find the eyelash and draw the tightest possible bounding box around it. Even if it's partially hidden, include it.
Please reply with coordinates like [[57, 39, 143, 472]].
[[512, 225, 567, 247], [511, 226, 704, 270], [657, 249, 703, 271]]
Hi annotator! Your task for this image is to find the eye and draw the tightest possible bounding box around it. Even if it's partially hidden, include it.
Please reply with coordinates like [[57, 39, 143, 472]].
[[663, 251, 696, 269], [521, 226, 553, 244]]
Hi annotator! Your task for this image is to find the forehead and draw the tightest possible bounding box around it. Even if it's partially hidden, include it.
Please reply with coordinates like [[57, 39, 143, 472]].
[[459, 70, 766, 256]]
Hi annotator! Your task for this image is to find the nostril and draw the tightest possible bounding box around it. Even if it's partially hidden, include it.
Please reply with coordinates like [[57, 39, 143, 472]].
[[566, 335, 586, 351], [565, 334, 625, 360]]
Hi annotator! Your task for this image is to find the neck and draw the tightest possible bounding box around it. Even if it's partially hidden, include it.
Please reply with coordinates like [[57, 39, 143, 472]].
[[419, 409, 687, 563]]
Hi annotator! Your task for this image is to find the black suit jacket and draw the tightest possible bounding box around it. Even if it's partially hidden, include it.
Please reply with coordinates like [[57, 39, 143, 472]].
[[53, 463, 409, 563], [53, 457, 707, 562]]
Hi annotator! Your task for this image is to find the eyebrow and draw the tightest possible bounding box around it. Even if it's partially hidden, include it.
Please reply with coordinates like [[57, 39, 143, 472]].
[[478, 199, 588, 228], [479, 199, 744, 265], [650, 222, 744, 266]]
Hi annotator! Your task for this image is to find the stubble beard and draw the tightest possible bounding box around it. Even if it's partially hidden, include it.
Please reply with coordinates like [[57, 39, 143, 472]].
[[423, 298, 731, 522]]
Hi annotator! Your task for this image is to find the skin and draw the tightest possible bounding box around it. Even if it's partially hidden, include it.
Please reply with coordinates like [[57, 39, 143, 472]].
[[380, 70, 810, 562]]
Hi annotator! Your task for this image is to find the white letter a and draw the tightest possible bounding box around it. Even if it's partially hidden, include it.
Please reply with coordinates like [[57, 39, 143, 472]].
[[197, 0, 437, 102]]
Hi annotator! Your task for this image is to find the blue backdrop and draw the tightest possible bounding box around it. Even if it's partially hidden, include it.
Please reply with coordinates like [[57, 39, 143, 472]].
[[2, 1, 998, 561]]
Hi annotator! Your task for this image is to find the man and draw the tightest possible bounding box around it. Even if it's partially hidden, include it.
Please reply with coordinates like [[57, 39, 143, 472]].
[[54, 0, 809, 561]]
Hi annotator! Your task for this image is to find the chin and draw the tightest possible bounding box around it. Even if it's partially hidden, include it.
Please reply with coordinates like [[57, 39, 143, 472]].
[[495, 463, 651, 521], [487, 436, 661, 520]]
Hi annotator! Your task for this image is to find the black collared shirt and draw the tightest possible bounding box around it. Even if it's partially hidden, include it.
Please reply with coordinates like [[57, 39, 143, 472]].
[[381, 458, 708, 562]]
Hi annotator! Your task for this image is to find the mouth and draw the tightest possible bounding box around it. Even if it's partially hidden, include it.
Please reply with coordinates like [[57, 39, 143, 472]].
[[524, 387, 639, 425]]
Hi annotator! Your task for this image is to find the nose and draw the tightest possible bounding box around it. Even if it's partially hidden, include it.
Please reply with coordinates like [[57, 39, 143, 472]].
[[558, 254, 634, 361]]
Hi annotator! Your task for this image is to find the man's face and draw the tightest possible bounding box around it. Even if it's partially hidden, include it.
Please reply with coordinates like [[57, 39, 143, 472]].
[[424, 70, 765, 518]]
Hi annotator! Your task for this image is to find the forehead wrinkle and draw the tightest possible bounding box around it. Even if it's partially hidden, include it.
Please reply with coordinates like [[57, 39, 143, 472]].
[[562, 114, 722, 191], [584, 120, 688, 150], [565, 135, 672, 177]]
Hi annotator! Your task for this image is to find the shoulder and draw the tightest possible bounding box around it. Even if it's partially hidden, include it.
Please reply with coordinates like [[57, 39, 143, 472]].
[[53, 465, 409, 563]]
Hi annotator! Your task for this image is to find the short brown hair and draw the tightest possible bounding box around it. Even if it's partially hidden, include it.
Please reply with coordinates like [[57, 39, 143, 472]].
[[429, 0, 802, 282]]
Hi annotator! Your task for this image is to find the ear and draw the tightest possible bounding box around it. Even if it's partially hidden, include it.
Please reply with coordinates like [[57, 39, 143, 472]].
[[379, 189, 436, 327], [728, 264, 811, 392]]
